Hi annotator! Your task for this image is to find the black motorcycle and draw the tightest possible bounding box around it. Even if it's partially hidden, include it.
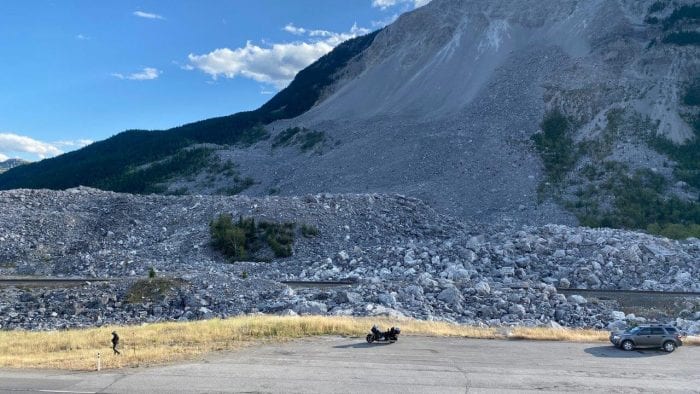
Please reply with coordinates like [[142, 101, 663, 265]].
[[366, 325, 401, 343]]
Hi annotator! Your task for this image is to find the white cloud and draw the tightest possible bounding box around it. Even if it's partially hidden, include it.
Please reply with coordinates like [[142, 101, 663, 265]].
[[0, 133, 63, 159], [282, 23, 347, 38], [372, 0, 430, 10], [372, 0, 397, 9], [187, 23, 371, 89], [309, 29, 333, 37], [283, 23, 306, 35], [372, 13, 400, 28], [171, 60, 194, 71], [53, 139, 93, 149], [112, 67, 161, 81], [133, 11, 165, 20], [0, 134, 94, 161], [188, 42, 330, 88], [76, 34, 90, 40]]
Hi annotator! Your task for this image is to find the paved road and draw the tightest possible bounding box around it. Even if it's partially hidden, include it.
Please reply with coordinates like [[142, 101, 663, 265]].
[[1, 336, 699, 393]]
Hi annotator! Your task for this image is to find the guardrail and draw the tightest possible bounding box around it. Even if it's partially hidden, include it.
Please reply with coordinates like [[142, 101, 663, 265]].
[[0, 278, 112, 287], [281, 280, 356, 287], [557, 288, 700, 296]]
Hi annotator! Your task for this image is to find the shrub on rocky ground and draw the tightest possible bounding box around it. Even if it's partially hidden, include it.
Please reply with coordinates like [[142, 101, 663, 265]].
[[237, 125, 270, 147], [683, 78, 700, 107], [217, 177, 255, 196], [210, 214, 296, 261], [210, 214, 249, 260], [301, 224, 319, 237], [662, 4, 700, 30], [299, 131, 325, 152], [663, 31, 700, 46], [572, 166, 700, 239], [647, 1, 667, 15], [271, 127, 303, 148], [126, 278, 183, 303], [537, 98, 700, 239], [532, 109, 577, 182], [261, 220, 295, 258], [271, 127, 326, 153]]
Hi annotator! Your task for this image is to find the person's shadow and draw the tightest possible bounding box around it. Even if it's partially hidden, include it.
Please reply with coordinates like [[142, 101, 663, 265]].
[[584, 345, 672, 358]]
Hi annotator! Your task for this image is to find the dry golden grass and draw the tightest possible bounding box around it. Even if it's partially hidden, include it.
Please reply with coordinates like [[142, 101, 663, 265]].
[[506, 326, 609, 342], [0, 315, 694, 371], [0, 316, 497, 370]]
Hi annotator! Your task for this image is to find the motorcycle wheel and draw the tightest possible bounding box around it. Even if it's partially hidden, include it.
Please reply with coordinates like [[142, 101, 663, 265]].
[[366, 334, 374, 343]]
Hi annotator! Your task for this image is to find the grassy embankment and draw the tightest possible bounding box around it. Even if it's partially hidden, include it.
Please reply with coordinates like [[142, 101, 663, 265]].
[[3, 314, 684, 371]]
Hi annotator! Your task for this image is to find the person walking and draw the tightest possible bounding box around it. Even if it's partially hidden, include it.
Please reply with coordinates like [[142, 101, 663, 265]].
[[111, 331, 121, 355]]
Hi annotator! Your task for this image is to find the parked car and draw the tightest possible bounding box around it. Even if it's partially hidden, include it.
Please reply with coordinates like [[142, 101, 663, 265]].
[[609, 325, 683, 352]]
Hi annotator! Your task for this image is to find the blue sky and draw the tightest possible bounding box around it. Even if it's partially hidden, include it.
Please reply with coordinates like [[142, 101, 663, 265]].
[[0, 0, 429, 161]]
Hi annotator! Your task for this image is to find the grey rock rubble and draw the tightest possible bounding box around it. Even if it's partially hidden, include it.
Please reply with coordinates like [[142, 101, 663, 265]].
[[0, 187, 698, 332]]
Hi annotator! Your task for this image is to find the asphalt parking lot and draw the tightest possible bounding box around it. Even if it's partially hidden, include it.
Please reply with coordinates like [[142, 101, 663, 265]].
[[1, 336, 698, 393]]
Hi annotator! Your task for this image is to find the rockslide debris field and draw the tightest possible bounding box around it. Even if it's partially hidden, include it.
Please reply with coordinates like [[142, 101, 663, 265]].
[[0, 187, 698, 333]]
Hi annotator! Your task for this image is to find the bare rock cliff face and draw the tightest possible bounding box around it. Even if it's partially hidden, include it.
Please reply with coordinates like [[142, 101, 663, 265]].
[[312, 0, 695, 134], [212, 0, 697, 226]]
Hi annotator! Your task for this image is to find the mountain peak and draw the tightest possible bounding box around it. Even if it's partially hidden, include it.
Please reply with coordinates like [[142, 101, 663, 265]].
[[0, 158, 28, 173]]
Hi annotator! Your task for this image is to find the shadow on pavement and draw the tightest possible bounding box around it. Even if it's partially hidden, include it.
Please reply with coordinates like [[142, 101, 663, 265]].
[[584, 345, 671, 358], [333, 342, 394, 349]]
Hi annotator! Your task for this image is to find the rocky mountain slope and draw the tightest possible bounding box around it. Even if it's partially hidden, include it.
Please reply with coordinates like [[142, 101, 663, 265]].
[[223, 0, 699, 230], [0, 158, 28, 173], [1, 188, 698, 332], [0, 0, 698, 234]]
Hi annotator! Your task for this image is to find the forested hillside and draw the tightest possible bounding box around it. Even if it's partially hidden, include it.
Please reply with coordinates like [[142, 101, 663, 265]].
[[0, 31, 380, 193]]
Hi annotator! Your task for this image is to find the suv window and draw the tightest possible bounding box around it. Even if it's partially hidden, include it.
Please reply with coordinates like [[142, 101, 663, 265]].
[[650, 328, 665, 335], [637, 328, 652, 335], [665, 327, 678, 333]]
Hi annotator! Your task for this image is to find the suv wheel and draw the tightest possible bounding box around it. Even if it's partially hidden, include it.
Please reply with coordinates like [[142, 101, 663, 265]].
[[663, 341, 676, 353], [621, 340, 634, 351]]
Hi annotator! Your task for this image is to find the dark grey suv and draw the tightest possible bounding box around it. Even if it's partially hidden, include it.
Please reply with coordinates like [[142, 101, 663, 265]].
[[609, 325, 683, 352]]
